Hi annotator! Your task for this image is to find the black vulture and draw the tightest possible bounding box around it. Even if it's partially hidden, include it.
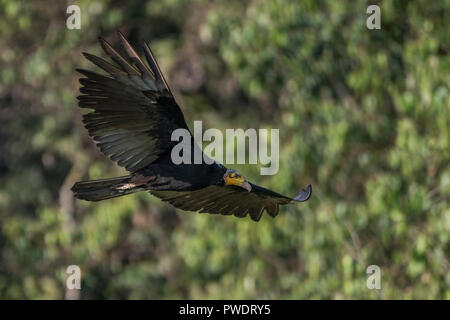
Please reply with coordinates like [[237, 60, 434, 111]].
[[71, 32, 311, 222]]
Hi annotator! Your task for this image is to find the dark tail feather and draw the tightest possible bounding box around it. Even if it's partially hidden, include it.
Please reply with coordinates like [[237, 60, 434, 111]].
[[71, 175, 143, 201]]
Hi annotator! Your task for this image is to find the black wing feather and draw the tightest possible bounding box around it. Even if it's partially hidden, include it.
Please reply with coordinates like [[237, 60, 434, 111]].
[[77, 32, 190, 172], [151, 186, 270, 222]]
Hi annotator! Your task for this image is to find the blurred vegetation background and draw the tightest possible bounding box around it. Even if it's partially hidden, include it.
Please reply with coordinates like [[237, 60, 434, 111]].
[[0, 0, 449, 299]]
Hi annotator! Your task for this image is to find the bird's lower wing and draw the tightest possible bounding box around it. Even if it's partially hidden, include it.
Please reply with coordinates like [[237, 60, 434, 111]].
[[150, 186, 267, 221], [150, 184, 312, 222]]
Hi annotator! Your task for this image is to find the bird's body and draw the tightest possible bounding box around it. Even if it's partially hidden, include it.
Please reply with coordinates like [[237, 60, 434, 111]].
[[72, 32, 311, 221], [137, 154, 227, 191]]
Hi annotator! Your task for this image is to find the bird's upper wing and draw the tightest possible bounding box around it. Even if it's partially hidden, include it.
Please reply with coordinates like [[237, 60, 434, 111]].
[[150, 184, 312, 222], [77, 32, 190, 172]]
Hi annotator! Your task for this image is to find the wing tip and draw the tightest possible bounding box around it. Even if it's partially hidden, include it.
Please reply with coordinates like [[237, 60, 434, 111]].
[[75, 68, 88, 76], [293, 184, 312, 202]]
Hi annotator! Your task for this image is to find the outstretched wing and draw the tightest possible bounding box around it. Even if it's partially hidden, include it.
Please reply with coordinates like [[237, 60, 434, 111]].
[[77, 31, 190, 172], [151, 184, 312, 222]]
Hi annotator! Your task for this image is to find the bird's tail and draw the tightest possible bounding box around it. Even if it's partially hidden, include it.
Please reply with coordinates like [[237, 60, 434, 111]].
[[71, 175, 144, 201]]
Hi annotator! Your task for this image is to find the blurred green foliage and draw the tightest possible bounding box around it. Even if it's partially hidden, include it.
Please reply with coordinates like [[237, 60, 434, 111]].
[[0, 0, 448, 299]]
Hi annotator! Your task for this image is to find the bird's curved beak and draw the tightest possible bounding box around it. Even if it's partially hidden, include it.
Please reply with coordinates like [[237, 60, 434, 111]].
[[225, 175, 252, 192]]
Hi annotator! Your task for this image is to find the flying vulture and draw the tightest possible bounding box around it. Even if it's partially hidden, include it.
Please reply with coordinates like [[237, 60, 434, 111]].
[[71, 32, 312, 222]]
